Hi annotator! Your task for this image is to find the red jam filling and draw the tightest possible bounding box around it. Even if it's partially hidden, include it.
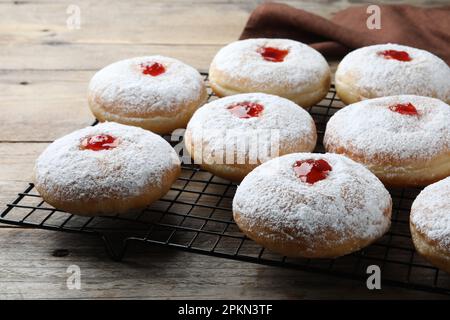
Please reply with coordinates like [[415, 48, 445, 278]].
[[227, 102, 264, 119], [378, 50, 412, 62], [389, 103, 419, 116], [141, 62, 165, 76], [81, 134, 118, 151], [258, 47, 289, 62], [294, 159, 332, 184]]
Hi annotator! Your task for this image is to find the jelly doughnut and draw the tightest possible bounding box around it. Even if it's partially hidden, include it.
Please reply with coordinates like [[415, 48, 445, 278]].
[[335, 44, 450, 105], [410, 177, 450, 274], [233, 153, 392, 258], [209, 39, 331, 107], [34, 122, 181, 216], [88, 56, 207, 134], [184, 93, 317, 182], [324, 95, 450, 187]]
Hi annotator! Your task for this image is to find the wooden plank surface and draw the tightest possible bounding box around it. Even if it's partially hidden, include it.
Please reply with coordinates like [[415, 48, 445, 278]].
[[1, 0, 448, 299], [0, 228, 447, 299], [0, 143, 448, 299]]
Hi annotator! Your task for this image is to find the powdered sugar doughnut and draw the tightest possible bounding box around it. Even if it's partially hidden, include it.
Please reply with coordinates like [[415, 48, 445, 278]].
[[335, 44, 450, 105], [233, 153, 392, 258], [209, 39, 331, 107], [324, 95, 450, 187], [88, 56, 207, 134], [410, 177, 450, 274], [184, 93, 317, 181], [34, 122, 181, 216]]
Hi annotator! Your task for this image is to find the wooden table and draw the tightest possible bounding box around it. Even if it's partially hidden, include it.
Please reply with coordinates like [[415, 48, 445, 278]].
[[1, 0, 448, 299]]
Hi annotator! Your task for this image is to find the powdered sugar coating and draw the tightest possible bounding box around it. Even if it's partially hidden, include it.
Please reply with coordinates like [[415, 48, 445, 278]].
[[186, 93, 317, 162], [324, 95, 450, 162], [88, 55, 205, 117], [210, 38, 330, 91], [233, 153, 391, 249], [34, 122, 180, 201], [336, 44, 450, 102], [411, 177, 450, 250]]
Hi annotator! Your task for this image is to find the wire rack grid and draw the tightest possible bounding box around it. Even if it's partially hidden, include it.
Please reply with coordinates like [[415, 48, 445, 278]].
[[1, 73, 449, 296]]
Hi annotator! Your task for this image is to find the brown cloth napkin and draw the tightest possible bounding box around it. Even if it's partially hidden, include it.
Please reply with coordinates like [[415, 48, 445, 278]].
[[240, 2, 450, 64]]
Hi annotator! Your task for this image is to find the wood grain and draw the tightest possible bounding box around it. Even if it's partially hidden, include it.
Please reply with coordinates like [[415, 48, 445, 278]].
[[0, 44, 221, 70], [0, 143, 46, 208], [1, 0, 447, 48], [0, 0, 447, 299], [0, 71, 93, 141]]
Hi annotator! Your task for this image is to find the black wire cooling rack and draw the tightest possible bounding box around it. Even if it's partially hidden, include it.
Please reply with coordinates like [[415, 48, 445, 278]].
[[1, 73, 449, 296]]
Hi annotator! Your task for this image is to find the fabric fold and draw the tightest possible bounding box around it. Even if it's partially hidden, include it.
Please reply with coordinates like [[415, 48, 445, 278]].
[[240, 2, 450, 64]]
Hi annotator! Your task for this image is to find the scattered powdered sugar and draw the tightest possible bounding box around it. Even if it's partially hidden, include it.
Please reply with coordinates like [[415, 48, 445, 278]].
[[411, 176, 450, 250], [336, 44, 450, 102], [324, 95, 450, 161], [88, 55, 205, 117], [186, 93, 317, 163], [210, 38, 330, 91], [233, 153, 391, 248], [34, 122, 180, 201]]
